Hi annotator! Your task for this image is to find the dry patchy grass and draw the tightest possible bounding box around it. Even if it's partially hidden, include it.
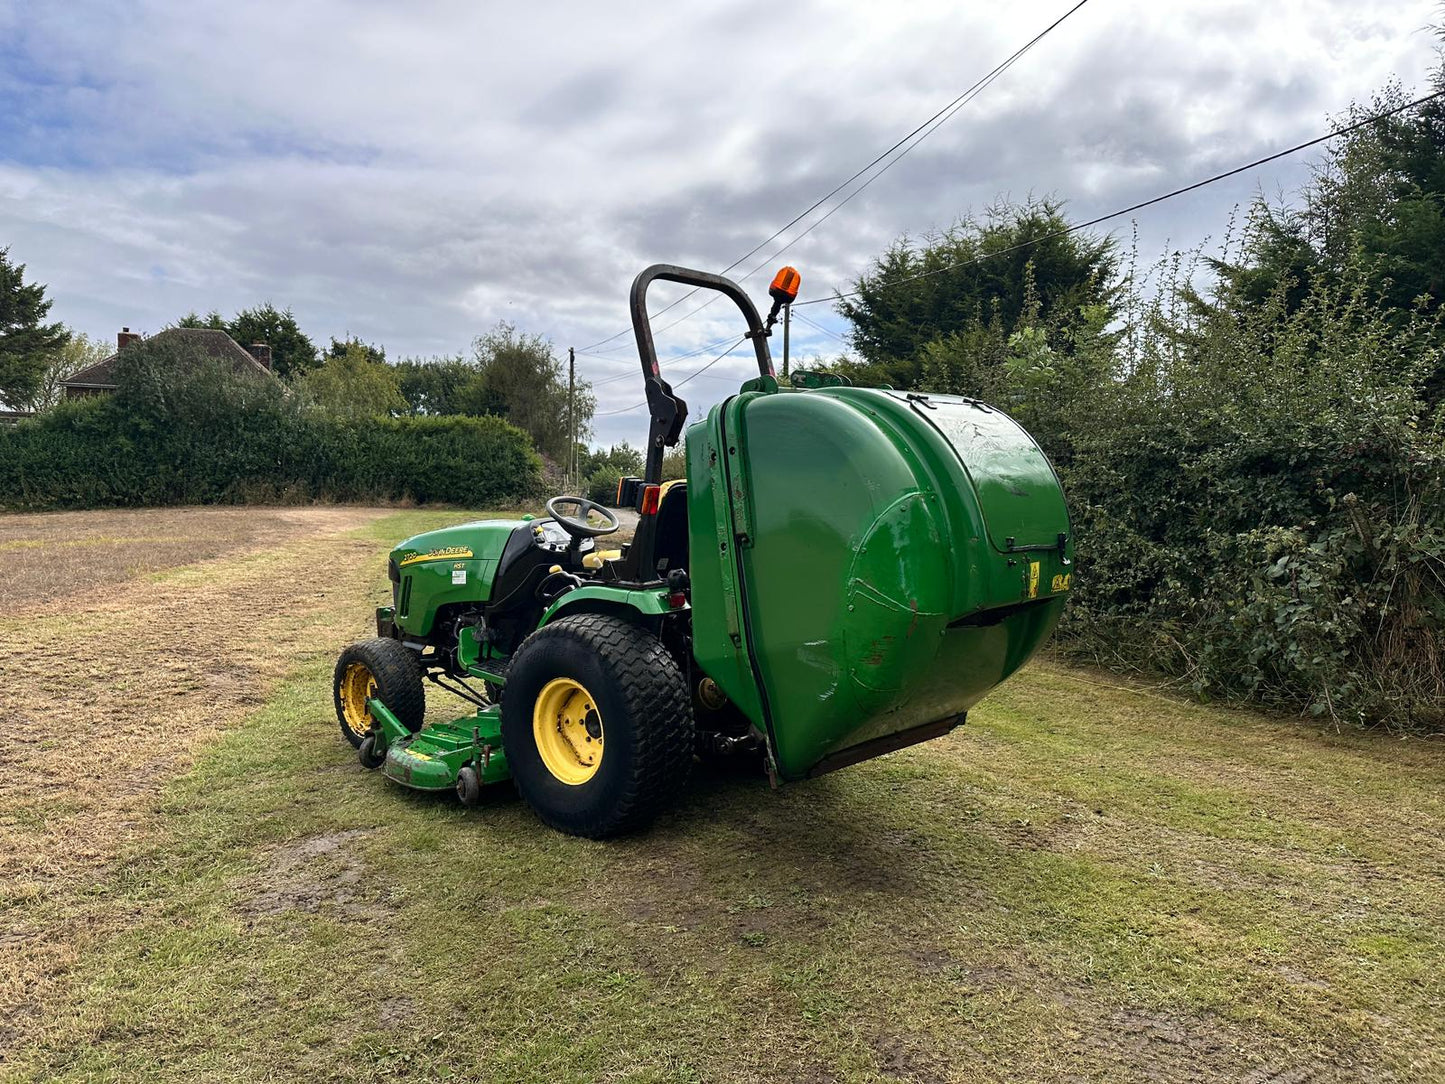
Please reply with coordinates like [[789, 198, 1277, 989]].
[[0, 505, 443, 1059], [3, 507, 1445, 1083], [0, 506, 372, 610]]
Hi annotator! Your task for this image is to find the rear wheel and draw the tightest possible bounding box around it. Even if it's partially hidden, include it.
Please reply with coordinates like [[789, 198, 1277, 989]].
[[333, 638, 426, 749], [501, 614, 693, 838]]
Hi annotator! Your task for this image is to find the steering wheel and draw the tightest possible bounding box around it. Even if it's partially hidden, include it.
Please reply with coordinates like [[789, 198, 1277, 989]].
[[545, 495, 621, 542]]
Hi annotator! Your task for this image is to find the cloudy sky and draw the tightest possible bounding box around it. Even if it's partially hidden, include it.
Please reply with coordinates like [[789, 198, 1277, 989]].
[[1, 0, 1439, 445]]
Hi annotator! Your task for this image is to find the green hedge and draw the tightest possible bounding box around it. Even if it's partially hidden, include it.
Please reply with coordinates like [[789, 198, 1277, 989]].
[[1050, 269, 1445, 731], [0, 344, 542, 510], [912, 246, 1444, 731]]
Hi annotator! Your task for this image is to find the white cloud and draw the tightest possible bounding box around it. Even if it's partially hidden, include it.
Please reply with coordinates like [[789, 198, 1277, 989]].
[[0, 0, 1438, 443]]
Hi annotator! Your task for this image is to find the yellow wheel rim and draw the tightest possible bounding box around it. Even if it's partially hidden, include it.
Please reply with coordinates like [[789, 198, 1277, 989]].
[[532, 677, 604, 785], [340, 661, 378, 739]]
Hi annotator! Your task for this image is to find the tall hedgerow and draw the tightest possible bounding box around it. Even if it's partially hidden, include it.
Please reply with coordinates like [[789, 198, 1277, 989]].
[[1060, 247, 1445, 730], [0, 335, 542, 509]]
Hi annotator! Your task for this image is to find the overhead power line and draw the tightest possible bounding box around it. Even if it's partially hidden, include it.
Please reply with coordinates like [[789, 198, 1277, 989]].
[[589, 368, 644, 388], [597, 86, 1445, 411], [594, 336, 749, 416], [589, 29, 1445, 420], [796, 87, 1445, 308], [572, 349, 637, 364], [575, 0, 1094, 356], [585, 332, 747, 386], [630, 2, 1096, 345], [671, 337, 750, 390], [791, 310, 851, 345]]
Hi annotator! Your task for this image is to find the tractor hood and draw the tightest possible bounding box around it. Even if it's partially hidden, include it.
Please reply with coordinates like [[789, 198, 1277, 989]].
[[388, 519, 523, 636], [391, 520, 520, 571]]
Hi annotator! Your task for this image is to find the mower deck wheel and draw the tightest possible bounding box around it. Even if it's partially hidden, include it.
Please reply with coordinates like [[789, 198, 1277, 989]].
[[333, 638, 426, 749], [358, 734, 386, 770], [456, 765, 481, 806]]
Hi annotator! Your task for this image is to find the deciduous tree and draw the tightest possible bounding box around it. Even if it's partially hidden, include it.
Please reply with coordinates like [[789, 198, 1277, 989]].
[[24, 329, 110, 411], [460, 322, 593, 460], [394, 356, 478, 416], [297, 342, 407, 421]]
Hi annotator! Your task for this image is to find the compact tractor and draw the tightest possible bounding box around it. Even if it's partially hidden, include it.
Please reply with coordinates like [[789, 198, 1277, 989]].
[[333, 264, 1073, 837]]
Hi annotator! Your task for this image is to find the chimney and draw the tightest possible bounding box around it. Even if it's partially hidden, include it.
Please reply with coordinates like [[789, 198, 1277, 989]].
[[117, 327, 141, 351], [248, 343, 272, 371]]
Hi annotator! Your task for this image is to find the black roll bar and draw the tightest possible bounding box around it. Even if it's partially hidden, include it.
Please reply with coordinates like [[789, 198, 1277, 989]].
[[629, 264, 775, 484]]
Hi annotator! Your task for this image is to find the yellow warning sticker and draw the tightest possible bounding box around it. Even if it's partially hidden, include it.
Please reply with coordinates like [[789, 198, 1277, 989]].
[[1028, 561, 1040, 599]]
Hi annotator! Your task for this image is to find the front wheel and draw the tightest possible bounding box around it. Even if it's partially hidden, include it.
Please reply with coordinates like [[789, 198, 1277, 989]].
[[501, 614, 693, 838], [333, 638, 426, 749]]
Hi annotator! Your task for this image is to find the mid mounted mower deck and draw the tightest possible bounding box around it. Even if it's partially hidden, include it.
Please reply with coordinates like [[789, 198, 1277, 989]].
[[363, 698, 507, 804]]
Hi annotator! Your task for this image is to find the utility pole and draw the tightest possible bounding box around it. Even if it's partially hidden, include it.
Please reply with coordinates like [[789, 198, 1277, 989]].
[[766, 266, 799, 381], [567, 347, 576, 491], [782, 303, 791, 380]]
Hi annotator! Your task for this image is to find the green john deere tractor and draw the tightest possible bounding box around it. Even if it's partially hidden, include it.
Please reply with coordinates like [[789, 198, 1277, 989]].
[[333, 264, 1073, 838]]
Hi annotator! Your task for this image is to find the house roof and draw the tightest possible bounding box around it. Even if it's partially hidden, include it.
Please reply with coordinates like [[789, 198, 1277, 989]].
[[62, 327, 274, 389]]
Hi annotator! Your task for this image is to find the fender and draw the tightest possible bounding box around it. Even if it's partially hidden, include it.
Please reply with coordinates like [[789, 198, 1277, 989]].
[[538, 583, 685, 626]]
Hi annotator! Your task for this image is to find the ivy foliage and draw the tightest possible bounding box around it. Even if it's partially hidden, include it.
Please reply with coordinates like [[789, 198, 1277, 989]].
[[1064, 249, 1444, 730]]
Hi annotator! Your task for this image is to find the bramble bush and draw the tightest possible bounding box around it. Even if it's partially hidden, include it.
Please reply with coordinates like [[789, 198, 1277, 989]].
[[837, 139, 1445, 730], [0, 337, 542, 509], [1056, 252, 1445, 730]]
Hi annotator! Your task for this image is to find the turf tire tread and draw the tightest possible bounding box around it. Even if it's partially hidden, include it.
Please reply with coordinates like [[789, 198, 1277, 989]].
[[332, 638, 426, 748], [504, 614, 693, 838]]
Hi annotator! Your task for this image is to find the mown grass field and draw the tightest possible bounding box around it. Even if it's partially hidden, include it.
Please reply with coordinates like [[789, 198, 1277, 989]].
[[3, 508, 1443, 1083]]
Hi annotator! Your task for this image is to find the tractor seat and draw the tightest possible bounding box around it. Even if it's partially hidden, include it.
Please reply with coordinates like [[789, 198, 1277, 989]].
[[612, 479, 689, 582], [653, 480, 689, 575], [581, 549, 623, 571]]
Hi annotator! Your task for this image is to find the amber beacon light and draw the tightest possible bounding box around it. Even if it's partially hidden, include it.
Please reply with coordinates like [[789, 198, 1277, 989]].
[[769, 265, 801, 304], [764, 265, 801, 336]]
